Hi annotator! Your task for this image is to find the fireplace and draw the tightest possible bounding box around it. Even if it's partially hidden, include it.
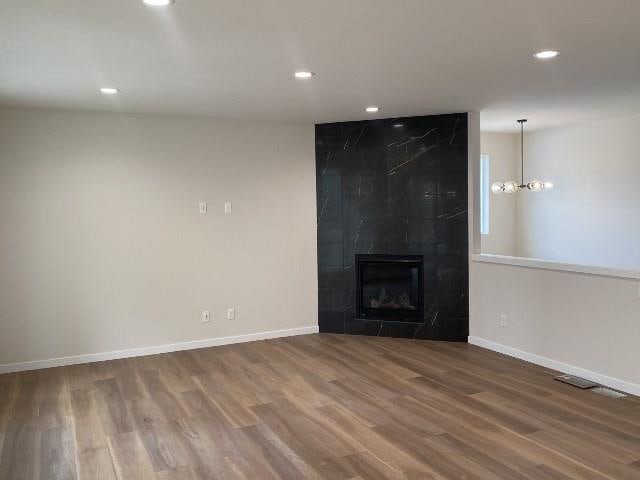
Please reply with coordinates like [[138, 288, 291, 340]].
[[356, 254, 424, 322]]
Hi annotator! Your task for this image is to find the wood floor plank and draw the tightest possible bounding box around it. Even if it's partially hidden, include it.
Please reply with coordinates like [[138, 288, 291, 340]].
[[332, 451, 407, 480], [70, 388, 110, 454], [240, 424, 311, 479], [395, 388, 611, 479], [94, 378, 134, 436], [77, 446, 117, 480], [9, 371, 42, 420], [251, 398, 362, 466], [0, 333, 638, 480], [39, 426, 76, 480], [316, 403, 442, 478], [156, 466, 199, 480], [520, 464, 575, 480], [133, 414, 192, 472], [38, 368, 72, 431], [472, 390, 640, 462], [107, 431, 157, 480], [170, 416, 239, 479], [0, 417, 40, 480], [109, 359, 148, 402], [0, 373, 19, 431], [192, 375, 259, 428]]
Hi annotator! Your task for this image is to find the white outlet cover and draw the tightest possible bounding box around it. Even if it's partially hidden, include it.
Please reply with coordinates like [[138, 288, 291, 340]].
[[226, 307, 235, 320], [500, 314, 508, 327], [202, 310, 211, 322], [199, 202, 207, 214], [224, 201, 232, 214]]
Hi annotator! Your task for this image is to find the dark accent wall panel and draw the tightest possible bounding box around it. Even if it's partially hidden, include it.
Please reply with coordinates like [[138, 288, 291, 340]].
[[316, 113, 469, 341]]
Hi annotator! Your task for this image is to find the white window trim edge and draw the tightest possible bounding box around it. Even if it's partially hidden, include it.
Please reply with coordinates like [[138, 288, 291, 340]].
[[479, 155, 490, 235], [472, 253, 640, 280]]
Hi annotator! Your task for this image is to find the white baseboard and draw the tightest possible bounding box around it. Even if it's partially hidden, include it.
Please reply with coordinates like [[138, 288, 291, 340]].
[[468, 336, 640, 397], [0, 326, 319, 375]]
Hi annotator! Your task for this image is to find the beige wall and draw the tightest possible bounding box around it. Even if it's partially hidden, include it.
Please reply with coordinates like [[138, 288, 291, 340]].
[[480, 133, 518, 256], [469, 261, 640, 389], [0, 107, 317, 366], [518, 115, 640, 270], [472, 121, 640, 392]]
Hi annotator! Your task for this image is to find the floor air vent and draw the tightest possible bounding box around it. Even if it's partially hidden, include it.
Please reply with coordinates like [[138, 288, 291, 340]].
[[554, 375, 628, 398], [591, 387, 627, 399], [554, 374, 599, 389]]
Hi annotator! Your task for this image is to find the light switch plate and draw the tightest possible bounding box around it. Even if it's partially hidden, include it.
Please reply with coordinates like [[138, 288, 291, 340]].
[[226, 307, 235, 320], [202, 310, 211, 323], [224, 201, 232, 214], [199, 202, 207, 214]]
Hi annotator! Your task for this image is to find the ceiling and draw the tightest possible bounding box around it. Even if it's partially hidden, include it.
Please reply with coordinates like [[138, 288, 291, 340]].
[[1, 0, 640, 132]]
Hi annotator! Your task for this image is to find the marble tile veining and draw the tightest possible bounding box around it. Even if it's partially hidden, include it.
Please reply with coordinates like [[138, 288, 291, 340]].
[[316, 113, 469, 341]]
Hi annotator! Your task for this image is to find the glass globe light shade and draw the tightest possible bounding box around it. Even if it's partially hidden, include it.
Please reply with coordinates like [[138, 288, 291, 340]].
[[503, 181, 519, 193], [491, 182, 504, 194], [528, 180, 543, 192], [543, 181, 554, 190]]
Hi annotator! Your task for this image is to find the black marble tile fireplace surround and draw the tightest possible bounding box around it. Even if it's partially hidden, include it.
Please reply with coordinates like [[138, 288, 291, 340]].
[[316, 113, 468, 340]]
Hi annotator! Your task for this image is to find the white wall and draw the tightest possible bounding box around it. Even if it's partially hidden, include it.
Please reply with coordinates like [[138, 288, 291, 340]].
[[472, 118, 640, 394], [0, 107, 318, 367], [518, 115, 640, 270], [480, 133, 518, 256], [469, 261, 640, 391]]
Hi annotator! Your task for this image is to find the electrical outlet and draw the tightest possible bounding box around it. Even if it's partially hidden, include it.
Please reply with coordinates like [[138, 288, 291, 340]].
[[224, 201, 232, 214], [202, 310, 211, 323], [500, 313, 508, 328], [226, 307, 235, 320], [199, 202, 207, 215]]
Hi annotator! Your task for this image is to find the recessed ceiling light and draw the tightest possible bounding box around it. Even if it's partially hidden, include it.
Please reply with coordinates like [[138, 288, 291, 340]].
[[100, 87, 119, 95], [294, 71, 315, 79], [533, 50, 559, 59], [143, 0, 174, 6], [365, 106, 380, 113]]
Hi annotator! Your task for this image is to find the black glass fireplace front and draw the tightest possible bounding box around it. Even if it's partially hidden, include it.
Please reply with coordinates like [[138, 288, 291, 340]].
[[356, 254, 424, 322]]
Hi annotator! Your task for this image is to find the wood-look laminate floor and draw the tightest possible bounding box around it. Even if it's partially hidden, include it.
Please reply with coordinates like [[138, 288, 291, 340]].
[[1, 334, 639, 480]]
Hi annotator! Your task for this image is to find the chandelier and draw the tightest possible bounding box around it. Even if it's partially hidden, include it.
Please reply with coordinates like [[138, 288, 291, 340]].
[[491, 119, 553, 194]]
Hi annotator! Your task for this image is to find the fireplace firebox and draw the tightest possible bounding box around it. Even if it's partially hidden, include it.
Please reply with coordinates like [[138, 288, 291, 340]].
[[356, 254, 424, 322]]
